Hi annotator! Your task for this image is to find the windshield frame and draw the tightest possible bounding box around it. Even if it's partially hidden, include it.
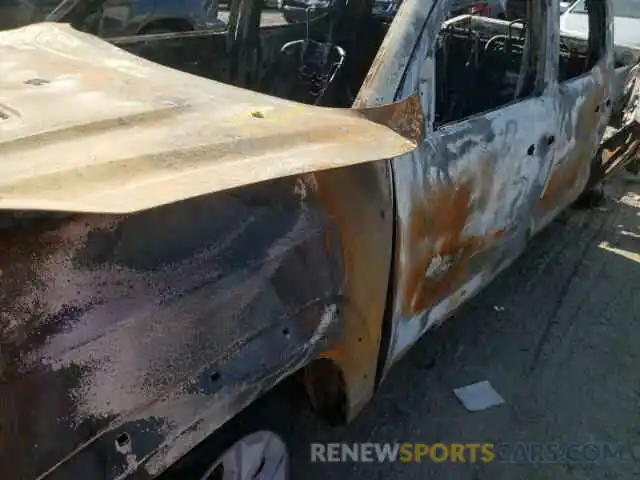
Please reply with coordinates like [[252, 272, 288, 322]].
[[44, 0, 80, 20]]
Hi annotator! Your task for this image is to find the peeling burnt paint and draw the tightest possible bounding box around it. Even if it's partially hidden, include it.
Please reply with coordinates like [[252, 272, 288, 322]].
[[0, 177, 345, 480], [357, 93, 425, 146], [379, 0, 618, 370], [307, 160, 393, 420]]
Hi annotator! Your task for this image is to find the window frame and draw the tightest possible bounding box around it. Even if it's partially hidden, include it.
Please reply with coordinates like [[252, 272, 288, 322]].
[[558, 0, 608, 84], [433, 0, 551, 128]]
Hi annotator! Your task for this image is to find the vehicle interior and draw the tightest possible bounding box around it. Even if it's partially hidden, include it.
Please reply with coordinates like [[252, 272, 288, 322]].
[[434, 0, 607, 125], [434, 13, 540, 125], [108, 0, 387, 109], [93, 0, 607, 125]]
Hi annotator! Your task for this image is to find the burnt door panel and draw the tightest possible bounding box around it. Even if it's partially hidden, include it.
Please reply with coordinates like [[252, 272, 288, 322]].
[[535, 0, 613, 229], [388, 96, 557, 361], [383, 0, 554, 367], [536, 72, 610, 229]]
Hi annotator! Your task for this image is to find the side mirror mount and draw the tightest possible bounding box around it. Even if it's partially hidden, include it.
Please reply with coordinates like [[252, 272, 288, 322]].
[[353, 94, 424, 147]]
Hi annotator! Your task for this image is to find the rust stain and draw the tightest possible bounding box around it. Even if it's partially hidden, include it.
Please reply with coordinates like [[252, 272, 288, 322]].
[[539, 86, 605, 211], [0, 214, 116, 347], [537, 151, 587, 210], [401, 154, 507, 317], [402, 190, 483, 316], [306, 162, 393, 416], [320, 346, 345, 359], [1, 24, 420, 215], [356, 93, 424, 146]]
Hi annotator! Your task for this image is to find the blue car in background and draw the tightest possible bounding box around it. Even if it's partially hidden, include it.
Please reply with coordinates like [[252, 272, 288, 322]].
[[0, 0, 224, 36]]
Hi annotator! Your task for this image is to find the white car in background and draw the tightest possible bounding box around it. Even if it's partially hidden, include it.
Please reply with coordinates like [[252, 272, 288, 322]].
[[561, 0, 640, 48]]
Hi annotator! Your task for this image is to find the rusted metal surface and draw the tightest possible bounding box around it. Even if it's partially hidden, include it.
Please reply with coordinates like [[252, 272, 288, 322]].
[[374, 0, 617, 372], [591, 68, 640, 183], [535, 74, 610, 225], [306, 160, 394, 421], [0, 24, 420, 214], [357, 93, 425, 145]]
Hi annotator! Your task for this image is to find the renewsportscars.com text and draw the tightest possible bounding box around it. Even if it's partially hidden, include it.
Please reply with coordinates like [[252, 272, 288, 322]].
[[310, 442, 628, 464]]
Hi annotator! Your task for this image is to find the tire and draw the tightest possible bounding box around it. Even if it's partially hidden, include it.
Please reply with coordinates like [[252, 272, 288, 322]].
[[159, 376, 307, 480]]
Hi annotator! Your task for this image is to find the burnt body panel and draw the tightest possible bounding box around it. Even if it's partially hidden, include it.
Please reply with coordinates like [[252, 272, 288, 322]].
[[0, 8, 398, 478], [0, 177, 344, 479], [371, 0, 617, 372]]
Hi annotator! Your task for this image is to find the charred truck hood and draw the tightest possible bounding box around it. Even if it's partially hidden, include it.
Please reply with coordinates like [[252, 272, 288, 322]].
[[0, 22, 421, 215]]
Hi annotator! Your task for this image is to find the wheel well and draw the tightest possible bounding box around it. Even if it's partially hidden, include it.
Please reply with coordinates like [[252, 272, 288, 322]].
[[303, 357, 348, 426], [139, 18, 194, 34]]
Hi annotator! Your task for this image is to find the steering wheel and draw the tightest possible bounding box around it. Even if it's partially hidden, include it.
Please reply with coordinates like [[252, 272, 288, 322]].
[[267, 0, 347, 105]]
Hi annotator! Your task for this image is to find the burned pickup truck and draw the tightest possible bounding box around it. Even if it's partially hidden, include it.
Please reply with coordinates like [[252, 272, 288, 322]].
[[0, 0, 638, 479]]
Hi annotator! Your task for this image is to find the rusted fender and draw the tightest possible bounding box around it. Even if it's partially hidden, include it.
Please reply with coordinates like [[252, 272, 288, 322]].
[[0, 171, 378, 479], [0, 23, 422, 214]]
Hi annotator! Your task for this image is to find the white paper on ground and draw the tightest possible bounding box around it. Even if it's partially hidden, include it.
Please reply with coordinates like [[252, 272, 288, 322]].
[[453, 380, 505, 412]]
